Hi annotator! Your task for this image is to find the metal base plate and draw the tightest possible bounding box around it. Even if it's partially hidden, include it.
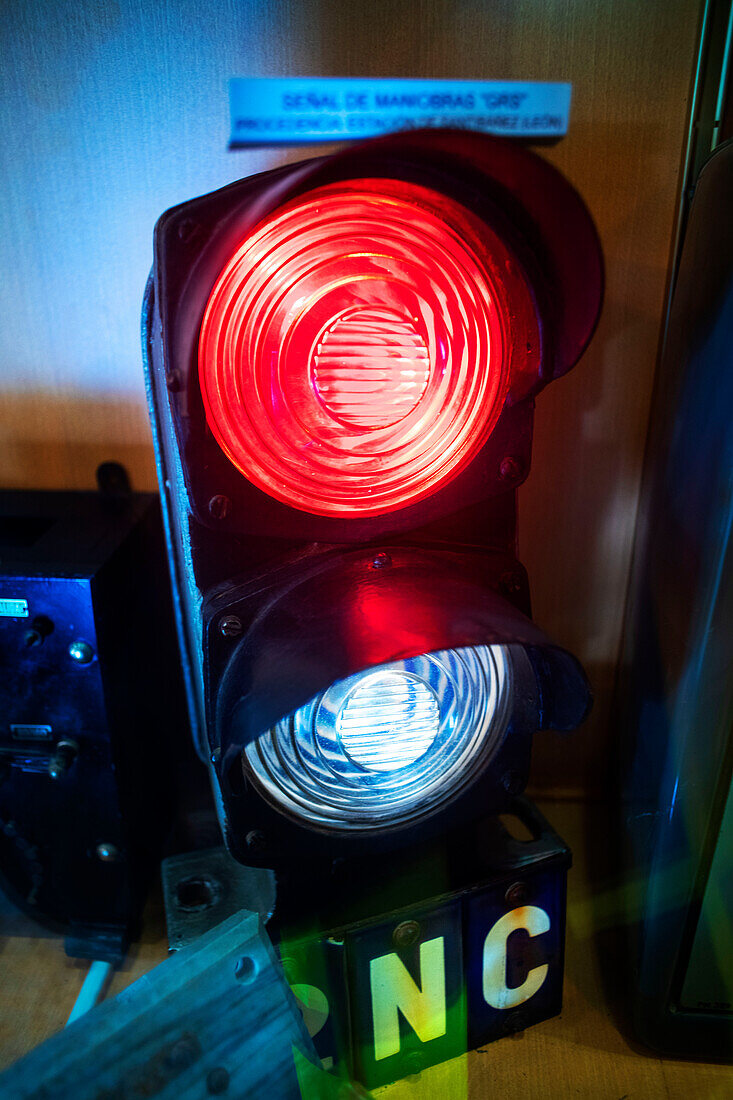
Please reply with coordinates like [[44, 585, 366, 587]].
[[161, 847, 276, 951]]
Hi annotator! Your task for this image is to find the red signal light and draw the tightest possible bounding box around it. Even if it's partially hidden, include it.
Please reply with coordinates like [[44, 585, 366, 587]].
[[199, 178, 523, 517]]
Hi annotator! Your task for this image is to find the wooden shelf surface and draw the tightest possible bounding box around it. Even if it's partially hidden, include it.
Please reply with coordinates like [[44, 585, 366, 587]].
[[0, 801, 730, 1098]]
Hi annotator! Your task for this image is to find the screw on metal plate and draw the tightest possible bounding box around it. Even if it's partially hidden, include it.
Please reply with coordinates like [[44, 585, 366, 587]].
[[177, 218, 198, 243], [405, 1051, 424, 1078], [370, 551, 392, 570], [505, 881, 528, 906], [503, 1009, 528, 1034], [166, 369, 182, 393], [68, 640, 94, 665], [498, 572, 523, 597], [206, 1066, 230, 1095], [219, 615, 242, 638], [96, 843, 120, 863], [502, 770, 523, 795], [162, 849, 277, 950], [48, 739, 79, 780], [208, 495, 231, 520], [499, 455, 524, 483], [245, 830, 266, 853], [392, 920, 421, 950]]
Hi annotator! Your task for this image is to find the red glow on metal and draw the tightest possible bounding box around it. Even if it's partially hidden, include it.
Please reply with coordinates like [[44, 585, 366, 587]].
[[199, 179, 512, 516]]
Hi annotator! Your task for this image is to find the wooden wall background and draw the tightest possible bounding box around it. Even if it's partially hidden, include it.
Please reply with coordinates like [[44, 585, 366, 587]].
[[0, 0, 704, 795]]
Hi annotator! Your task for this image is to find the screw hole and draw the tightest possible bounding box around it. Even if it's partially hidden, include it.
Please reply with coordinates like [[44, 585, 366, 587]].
[[234, 955, 258, 984], [175, 875, 219, 913]]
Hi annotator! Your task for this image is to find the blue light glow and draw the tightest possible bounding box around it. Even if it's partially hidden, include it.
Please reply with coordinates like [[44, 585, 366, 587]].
[[336, 671, 440, 771], [243, 644, 510, 832]]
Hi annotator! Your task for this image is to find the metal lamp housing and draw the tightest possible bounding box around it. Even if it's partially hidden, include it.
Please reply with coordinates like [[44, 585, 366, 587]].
[[142, 129, 602, 867]]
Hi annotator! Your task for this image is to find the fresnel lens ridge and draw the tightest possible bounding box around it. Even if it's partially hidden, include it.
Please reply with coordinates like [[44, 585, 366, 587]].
[[199, 179, 510, 517], [242, 645, 510, 831]]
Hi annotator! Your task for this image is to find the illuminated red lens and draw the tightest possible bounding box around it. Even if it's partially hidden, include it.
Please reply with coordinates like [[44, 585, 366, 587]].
[[199, 179, 510, 517]]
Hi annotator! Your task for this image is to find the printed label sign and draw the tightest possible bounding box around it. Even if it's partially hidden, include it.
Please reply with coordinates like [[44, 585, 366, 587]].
[[230, 77, 571, 145], [0, 598, 28, 617], [10, 724, 53, 741]]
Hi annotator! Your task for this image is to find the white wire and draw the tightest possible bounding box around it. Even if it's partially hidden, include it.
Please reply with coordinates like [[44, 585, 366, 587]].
[[66, 960, 114, 1026]]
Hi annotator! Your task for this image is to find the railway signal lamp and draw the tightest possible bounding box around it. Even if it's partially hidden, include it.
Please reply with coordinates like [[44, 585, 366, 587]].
[[143, 128, 603, 869]]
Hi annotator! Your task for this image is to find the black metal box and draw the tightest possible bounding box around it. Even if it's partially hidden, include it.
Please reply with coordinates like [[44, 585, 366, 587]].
[[0, 485, 186, 957]]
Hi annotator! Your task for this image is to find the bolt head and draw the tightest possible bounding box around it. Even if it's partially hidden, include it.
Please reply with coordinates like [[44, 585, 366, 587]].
[[219, 615, 242, 638], [68, 640, 94, 664], [208, 494, 231, 520], [370, 551, 392, 570], [502, 770, 523, 795], [405, 1051, 424, 1077], [392, 920, 421, 950], [245, 830, 266, 853], [177, 218, 198, 243], [499, 571, 523, 597], [96, 843, 120, 862], [499, 455, 524, 482], [505, 881, 528, 906], [503, 1009, 528, 1034]]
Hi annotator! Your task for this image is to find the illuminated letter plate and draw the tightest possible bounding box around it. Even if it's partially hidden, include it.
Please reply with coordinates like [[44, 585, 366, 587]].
[[277, 801, 570, 1089], [230, 78, 571, 145]]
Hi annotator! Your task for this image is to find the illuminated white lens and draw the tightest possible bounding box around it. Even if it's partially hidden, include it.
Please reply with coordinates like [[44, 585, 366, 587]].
[[336, 671, 440, 772], [242, 645, 510, 832]]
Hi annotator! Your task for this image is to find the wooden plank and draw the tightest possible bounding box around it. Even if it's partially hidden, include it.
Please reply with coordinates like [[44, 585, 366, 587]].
[[0, 911, 320, 1100]]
